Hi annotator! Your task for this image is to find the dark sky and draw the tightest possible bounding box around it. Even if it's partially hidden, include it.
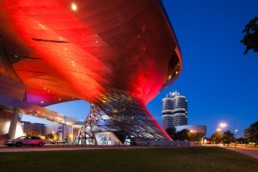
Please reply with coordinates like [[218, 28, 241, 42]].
[[147, 0, 258, 137], [23, 0, 258, 137]]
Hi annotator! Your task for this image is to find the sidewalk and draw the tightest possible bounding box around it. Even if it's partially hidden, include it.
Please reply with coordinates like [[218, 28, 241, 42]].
[[225, 146, 258, 159]]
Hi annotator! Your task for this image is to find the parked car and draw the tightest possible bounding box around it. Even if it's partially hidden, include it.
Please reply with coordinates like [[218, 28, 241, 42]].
[[4, 136, 46, 147]]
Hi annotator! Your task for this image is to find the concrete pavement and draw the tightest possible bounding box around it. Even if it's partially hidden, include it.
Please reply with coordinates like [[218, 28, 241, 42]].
[[0, 144, 150, 153], [226, 147, 258, 159]]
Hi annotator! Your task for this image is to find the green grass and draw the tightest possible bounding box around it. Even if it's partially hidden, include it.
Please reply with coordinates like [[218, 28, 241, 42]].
[[0, 147, 258, 172]]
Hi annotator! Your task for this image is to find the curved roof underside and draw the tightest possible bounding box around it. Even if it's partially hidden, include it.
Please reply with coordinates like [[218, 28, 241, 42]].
[[0, 0, 181, 106]]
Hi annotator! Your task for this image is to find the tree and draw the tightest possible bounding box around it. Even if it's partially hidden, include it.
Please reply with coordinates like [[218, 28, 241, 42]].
[[237, 137, 248, 144], [45, 133, 54, 140], [166, 127, 176, 140], [222, 130, 235, 145], [188, 132, 206, 142], [176, 129, 190, 141], [45, 133, 59, 142], [244, 121, 258, 146], [240, 16, 258, 54], [211, 131, 223, 144]]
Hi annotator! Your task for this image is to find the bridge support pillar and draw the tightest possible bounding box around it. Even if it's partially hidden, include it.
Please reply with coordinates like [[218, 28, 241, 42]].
[[8, 108, 19, 139]]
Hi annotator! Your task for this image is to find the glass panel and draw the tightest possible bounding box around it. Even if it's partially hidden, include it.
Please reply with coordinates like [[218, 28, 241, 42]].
[[95, 132, 121, 145]]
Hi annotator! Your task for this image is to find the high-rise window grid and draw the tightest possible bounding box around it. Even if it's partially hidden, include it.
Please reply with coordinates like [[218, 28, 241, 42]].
[[162, 91, 188, 129]]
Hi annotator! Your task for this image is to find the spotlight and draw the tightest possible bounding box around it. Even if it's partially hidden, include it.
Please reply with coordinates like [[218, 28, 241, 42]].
[[71, 3, 77, 11]]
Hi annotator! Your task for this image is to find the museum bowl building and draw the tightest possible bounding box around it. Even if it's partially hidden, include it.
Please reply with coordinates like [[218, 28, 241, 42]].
[[0, 0, 182, 145]]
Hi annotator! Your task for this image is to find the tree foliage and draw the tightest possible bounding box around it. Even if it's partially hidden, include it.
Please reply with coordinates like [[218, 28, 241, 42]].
[[237, 137, 248, 144], [175, 129, 190, 141], [45, 133, 59, 141], [244, 121, 258, 146], [211, 130, 235, 145], [166, 128, 205, 142], [188, 132, 205, 142], [211, 131, 223, 144], [166, 127, 176, 140], [45, 133, 54, 140], [240, 16, 258, 54], [222, 130, 235, 144]]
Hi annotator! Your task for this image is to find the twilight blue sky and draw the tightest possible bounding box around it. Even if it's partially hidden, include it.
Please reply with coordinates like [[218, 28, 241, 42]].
[[23, 0, 258, 137]]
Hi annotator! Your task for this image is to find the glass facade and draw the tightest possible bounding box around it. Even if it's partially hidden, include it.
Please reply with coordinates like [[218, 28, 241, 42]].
[[76, 91, 172, 145], [162, 91, 188, 129], [95, 132, 121, 145]]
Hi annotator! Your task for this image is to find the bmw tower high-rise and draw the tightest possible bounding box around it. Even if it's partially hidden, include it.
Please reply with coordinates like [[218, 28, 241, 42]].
[[162, 91, 188, 129]]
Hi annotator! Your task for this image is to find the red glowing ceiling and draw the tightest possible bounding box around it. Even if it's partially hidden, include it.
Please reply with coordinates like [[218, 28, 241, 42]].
[[0, 0, 182, 106]]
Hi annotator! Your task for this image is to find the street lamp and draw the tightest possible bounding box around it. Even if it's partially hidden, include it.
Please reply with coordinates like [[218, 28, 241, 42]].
[[218, 122, 227, 146], [219, 122, 227, 134], [219, 122, 227, 129]]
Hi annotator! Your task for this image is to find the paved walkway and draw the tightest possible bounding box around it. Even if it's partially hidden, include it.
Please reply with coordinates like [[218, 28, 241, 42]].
[[226, 147, 258, 159], [0, 145, 150, 153]]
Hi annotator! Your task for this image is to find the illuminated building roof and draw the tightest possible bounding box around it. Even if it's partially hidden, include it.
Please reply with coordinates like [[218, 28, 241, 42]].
[[0, 0, 182, 142]]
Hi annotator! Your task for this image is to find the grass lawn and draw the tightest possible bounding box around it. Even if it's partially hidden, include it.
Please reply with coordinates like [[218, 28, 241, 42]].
[[0, 147, 258, 172]]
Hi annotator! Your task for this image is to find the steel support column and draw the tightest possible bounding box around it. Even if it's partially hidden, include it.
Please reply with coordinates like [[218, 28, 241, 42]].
[[8, 108, 19, 139]]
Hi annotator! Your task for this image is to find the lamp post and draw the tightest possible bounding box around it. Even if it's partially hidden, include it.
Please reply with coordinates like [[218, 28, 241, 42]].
[[234, 129, 238, 148], [234, 115, 237, 148], [219, 122, 227, 146]]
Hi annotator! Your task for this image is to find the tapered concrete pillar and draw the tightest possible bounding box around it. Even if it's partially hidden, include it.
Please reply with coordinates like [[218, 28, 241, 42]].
[[8, 108, 19, 139]]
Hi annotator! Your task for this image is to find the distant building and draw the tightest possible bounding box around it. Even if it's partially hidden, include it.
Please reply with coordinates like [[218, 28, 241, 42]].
[[162, 91, 188, 129], [21, 121, 45, 136], [45, 124, 74, 142]]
